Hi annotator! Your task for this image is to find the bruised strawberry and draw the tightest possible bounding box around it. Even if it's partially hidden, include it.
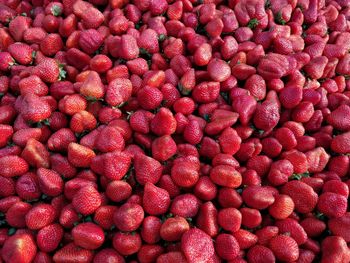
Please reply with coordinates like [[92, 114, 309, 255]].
[[2, 233, 37, 263], [143, 183, 170, 215]]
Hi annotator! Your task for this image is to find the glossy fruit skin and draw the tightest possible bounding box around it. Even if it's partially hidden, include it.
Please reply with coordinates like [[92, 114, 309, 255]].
[[2, 233, 37, 263], [72, 222, 105, 250]]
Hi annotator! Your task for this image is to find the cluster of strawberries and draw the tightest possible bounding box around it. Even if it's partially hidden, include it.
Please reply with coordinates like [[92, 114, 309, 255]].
[[0, 0, 350, 262]]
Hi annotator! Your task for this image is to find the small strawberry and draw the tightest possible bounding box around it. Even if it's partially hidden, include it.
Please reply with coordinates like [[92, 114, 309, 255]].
[[268, 194, 294, 220], [138, 29, 159, 54], [215, 233, 240, 261], [59, 204, 80, 229], [0, 155, 29, 177], [181, 228, 215, 263], [80, 71, 105, 100], [113, 231, 142, 256], [50, 153, 77, 179], [233, 229, 258, 249], [93, 249, 125, 263], [143, 182, 170, 215], [66, 48, 91, 70], [72, 222, 105, 250], [37, 223, 64, 252], [93, 205, 117, 230], [72, 185, 102, 215], [160, 216, 190, 241], [25, 203, 56, 230], [40, 33, 64, 56], [1, 233, 37, 263], [95, 126, 125, 153], [113, 202, 144, 232], [21, 138, 50, 168], [106, 180, 131, 202], [37, 168, 64, 197], [90, 54, 112, 73], [171, 159, 199, 188], [53, 243, 94, 263], [217, 207, 242, 232], [151, 135, 177, 161], [105, 78, 132, 107], [240, 207, 262, 228], [134, 153, 162, 185], [6, 201, 32, 228]]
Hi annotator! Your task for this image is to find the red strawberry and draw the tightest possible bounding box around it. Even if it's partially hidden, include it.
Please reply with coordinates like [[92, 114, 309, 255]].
[[106, 180, 132, 202], [247, 245, 276, 263], [233, 229, 258, 249], [113, 231, 142, 256], [143, 183, 170, 215], [93, 248, 125, 263], [160, 216, 190, 241], [113, 202, 144, 232], [0, 196, 21, 213], [6, 201, 32, 228], [210, 165, 242, 188], [37, 223, 64, 252], [50, 153, 77, 179], [151, 135, 177, 161], [215, 233, 240, 261], [281, 181, 318, 214], [72, 184, 101, 215], [217, 207, 241, 232], [2, 233, 37, 263], [78, 29, 104, 54], [105, 78, 132, 107], [80, 71, 105, 100], [21, 138, 50, 168], [134, 154, 162, 185], [138, 29, 159, 54], [218, 187, 243, 208], [141, 216, 162, 244], [331, 131, 350, 154], [242, 186, 275, 209], [70, 110, 97, 133], [9, 16, 31, 41], [275, 218, 307, 245], [171, 158, 200, 188], [301, 217, 327, 238], [329, 212, 350, 242], [93, 205, 117, 230], [305, 147, 330, 173], [33, 58, 64, 83], [37, 168, 64, 197], [0, 176, 15, 197], [0, 52, 15, 72], [240, 207, 262, 228], [194, 176, 217, 201], [47, 128, 76, 152], [20, 93, 52, 123], [181, 228, 215, 263], [95, 126, 125, 153], [40, 33, 64, 56], [0, 155, 29, 177], [321, 236, 350, 263], [157, 252, 187, 263], [268, 194, 294, 220], [59, 94, 87, 116], [317, 192, 347, 218], [72, 222, 105, 250], [0, 124, 13, 148], [15, 172, 41, 201], [67, 142, 95, 168], [137, 85, 164, 110], [53, 243, 94, 263], [90, 54, 112, 73], [218, 127, 241, 155], [59, 204, 80, 229], [18, 75, 49, 96], [282, 149, 309, 174], [91, 151, 131, 180], [25, 204, 56, 230], [269, 235, 299, 262], [7, 42, 33, 65], [327, 105, 350, 131]]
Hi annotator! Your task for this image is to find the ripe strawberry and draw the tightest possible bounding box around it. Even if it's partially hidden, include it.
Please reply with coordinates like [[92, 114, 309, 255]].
[[20, 93, 52, 123], [93, 249, 125, 263], [37, 223, 64, 252], [0, 176, 15, 197], [37, 168, 64, 197], [40, 33, 64, 56], [72, 222, 105, 250], [247, 245, 276, 263], [59, 94, 87, 116], [215, 233, 240, 261], [9, 15, 31, 41], [327, 105, 350, 131], [21, 138, 50, 168], [242, 186, 275, 209], [2, 233, 37, 263], [0, 196, 21, 213], [6, 201, 32, 227], [25, 203, 56, 230], [321, 236, 350, 263], [143, 183, 170, 215], [114, 202, 144, 232], [217, 207, 242, 232], [78, 29, 104, 54], [15, 172, 41, 201], [141, 216, 162, 244], [0, 155, 29, 177], [80, 71, 105, 100], [50, 153, 77, 179], [268, 194, 294, 220], [67, 142, 95, 168], [18, 75, 49, 96], [240, 207, 262, 228], [93, 205, 117, 230], [59, 204, 80, 229], [157, 252, 187, 263], [282, 149, 309, 174], [181, 228, 215, 263], [301, 217, 327, 238], [171, 159, 199, 188], [194, 176, 217, 201], [134, 154, 162, 185], [95, 126, 125, 153], [72, 185, 101, 215], [269, 235, 299, 262], [53, 243, 94, 263], [151, 135, 177, 161], [0, 124, 13, 148], [47, 128, 76, 152], [106, 180, 132, 202], [306, 147, 330, 173], [210, 165, 242, 188], [0, 52, 15, 72], [138, 29, 159, 54], [7, 42, 33, 65], [91, 151, 131, 180], [275, 218, 307, 245], [317, 192, 347, 218], [105, 78, 132, 107], [331, 131, 350, 154], [160, 216, 190, 241], [329, 213, 350, 242], [137, 85, 163, 110], [70, 110, 97, 133], [113, 231, 142, 256], [90, 54, 112, 73]]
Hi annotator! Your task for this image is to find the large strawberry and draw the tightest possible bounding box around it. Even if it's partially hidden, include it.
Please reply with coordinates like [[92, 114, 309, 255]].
[[20, 93, 52, 123], [33, 57, 65, 83], [134, 153, 162, 185], [37, 223, 64, 252], [72, 222, 105, 250], [143, 183, 170, 215], [7, 42, 33, 65], [80, 71, 105, 100], [0, 155, 29, 177], [72, 185, 101, 215], [25, 203, 56, 230], [53, 243, 94, 263], [1, 233, 37, 263], [21, 138, 50, 168], [113, 202, 144, 232]]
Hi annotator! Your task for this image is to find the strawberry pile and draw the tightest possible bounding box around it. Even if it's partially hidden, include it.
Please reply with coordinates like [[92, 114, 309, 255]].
[[0, 0, 350, 262]]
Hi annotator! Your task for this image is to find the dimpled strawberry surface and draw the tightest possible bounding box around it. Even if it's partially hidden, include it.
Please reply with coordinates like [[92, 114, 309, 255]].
[[0, 0, 350, 262]]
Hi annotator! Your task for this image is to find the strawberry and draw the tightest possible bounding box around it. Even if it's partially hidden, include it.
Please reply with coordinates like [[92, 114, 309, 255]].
[[18, 75, 49, 96], [72, 185, 101, 215], [194, 176, 217, 201], [217, 207, 241, 232], [233, 229, 258, 249], [70, 110, 97, 133], [106, 180, 132, 202], [90, 54, 112, 73], [218, 127, 241, 155], [113, 202, 144, 232], [59, 204, 80, 229], [181, 228, 215, 263], [72, 222, 105, 250], [93, 205, 117, 230], [47, 128, 76, 152], [0, 52, 15, 72], [91, 151, 131, 180], [7, 42, 33, 65], [33, 57, 64, 83], [37, 223, 64, 252], [137, 85, 163, 110], [20, 93, 52, 123], [138, 29, 159, 54], [37, 168, 64, 197], [105, 78, 132, 107], [240, 207, 262, 228], [321, 236, 350, 263], [0, 196, 21, 213], [157, 252, 187, 263], [0, 155, 29, 177], [78, 29, 104, 55], [269, 235, 299, 262], [113, 231, 142, 256], [0, 176, 15, 197], [51, 153, 77, 179], [40, 33, 64, 56], [317, 192, 347, 218], [9, 16, 31, 42], [281, 181, 318, 214], [215, 233, 240, 261], [53, 243, 94, 263], [15, 172, 41, 201], [301, 217, 327, 238], [134, 154, 162, 185], [210, 165, 242, 188], [160, 216, 190, 241], [150, 107, 177, 136], [268, 194, 294, 220], [275, 218, 307, 245], [6, 201, 32, 228], [80, 71, 105, 100], [21, 138, 50, 168], [141, 216, 162, 244], [331, 131, 350, 154], [329, 213, 350, 242], [1, 233, 37, 263], [0, 124, 13, 148], [59, 94, 87, 116], [151, 135, 177, 161], [93, 249, 125, 263], [66, 48, 91, 70], [242, 186, 275, 209], [247, 245, 276, 263], [282, 149, 309, 174], [143, 183, 170, 215], [25, 204, 56, 230], [171, 158, 199, 188], [95, 126, 125, 153]]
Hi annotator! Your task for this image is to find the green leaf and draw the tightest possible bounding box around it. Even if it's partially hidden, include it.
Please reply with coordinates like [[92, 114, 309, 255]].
[[52, 5, 62, 16], [275, 12, 286, 25], [8, 228, 16, 236], [248, 18, 259, 29], [158, 34, 167, 42], [290, 172, 310, 180], [58, 64, 67, 81]]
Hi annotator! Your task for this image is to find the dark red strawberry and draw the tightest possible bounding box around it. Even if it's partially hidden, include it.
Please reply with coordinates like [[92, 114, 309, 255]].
[[37, 223, 64, 252]]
